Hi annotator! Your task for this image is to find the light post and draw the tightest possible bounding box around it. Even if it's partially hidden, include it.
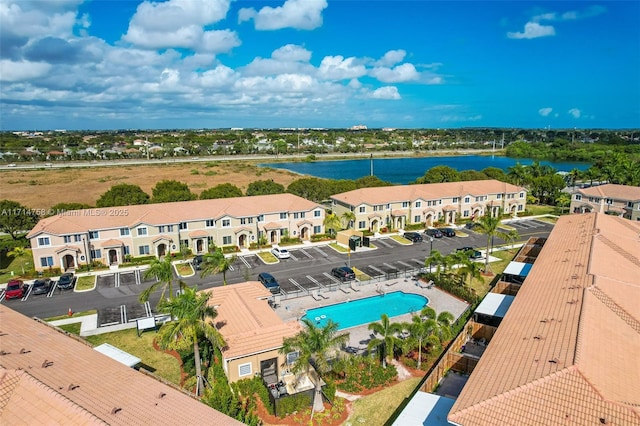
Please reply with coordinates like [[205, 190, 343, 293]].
[[429, 237, 434, 273]]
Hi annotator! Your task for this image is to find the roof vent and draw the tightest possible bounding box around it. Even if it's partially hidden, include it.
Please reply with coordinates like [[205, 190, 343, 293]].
[[600, 418, 607, 424], [68, 384, 79, 391], [158, 392, 166, 399], [548, 358, 559, 364], [111, 407, 122, 415], [20, 348, 30, 354], [41, 360, 54, 368], [0, 350, 10, 356]]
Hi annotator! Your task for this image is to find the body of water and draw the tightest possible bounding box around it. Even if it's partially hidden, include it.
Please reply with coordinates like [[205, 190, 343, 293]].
[[302, 291, 428, 331], [261, 155, 590, 184]]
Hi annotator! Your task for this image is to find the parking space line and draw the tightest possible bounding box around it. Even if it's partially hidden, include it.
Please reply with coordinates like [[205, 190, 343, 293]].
[[323, 272, 341, 284], [120, 305, 127, 323], [289, 252, 299, 261], [368, 265, 386, 276], [299, 249, 313, 259], [397, 261, 414, 269], [239, 256, 251, 269], [412, 258, 425, 267], [313, 247, 329, 257], [288, 279, 306, 292], [306, 275, 324, 289], [144, 301, 152, 317], [376, 238, 393, 248]]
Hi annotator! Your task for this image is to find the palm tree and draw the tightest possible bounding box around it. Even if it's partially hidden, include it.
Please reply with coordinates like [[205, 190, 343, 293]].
[[323, 212, 341, 236], [8, 246, 28, 275], [459, 258, 483, 287], [419, 307, 453, 348], [425, 250, 445, 276], [140, 256, 179, 304], [367, 313, 402, 368], [341, 211, 356, 229], [555, 192, 571, 215], [407, 315, 439, 369], [281, 318, 349, 413], [507, 162, 528, 186], [156, 287, 225, 396], [200, 248, 236, 285], [474, 210, 510, 272]]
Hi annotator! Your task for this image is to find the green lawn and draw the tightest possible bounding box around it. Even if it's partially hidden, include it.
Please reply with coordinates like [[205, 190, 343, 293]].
[[391, 235, 412, 244], [0, 247, 33, 283], [257, 251, 278, 263], [347, 377, 422, 426], [85, 328, 182, 384], [175, 263, 194, 276], [75, 276, 95, 291]]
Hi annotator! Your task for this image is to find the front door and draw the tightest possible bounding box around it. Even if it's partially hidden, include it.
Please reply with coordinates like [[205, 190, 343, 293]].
[[63, 254, 75, 271], [109, 249, 118, 265], [196, 239, 204, 253], [157, 243, 167, 258]]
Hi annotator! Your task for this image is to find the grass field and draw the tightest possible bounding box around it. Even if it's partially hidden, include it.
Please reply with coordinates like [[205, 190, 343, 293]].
[[0, 247, 33, 284], [346, 377, 422, 426]]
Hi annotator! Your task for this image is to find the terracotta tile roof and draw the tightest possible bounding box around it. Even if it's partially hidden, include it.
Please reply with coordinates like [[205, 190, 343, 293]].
[[188, 230, 209, 238], [331, 180, 524, 206], [263, 221, 284, 230], [448, 213, 640, 426], [27, 193, 320, 237], [54, 245, 82, 254], [577, 183, 640, 201], [0, 305, 243, 425], [100, 239, 124, 248], [203, 282, 302, 360]]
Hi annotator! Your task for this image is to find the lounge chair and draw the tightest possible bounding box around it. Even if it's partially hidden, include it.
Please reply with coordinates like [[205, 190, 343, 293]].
[[385, 281, 397, 287], [350, 282, 360, 292], [319, 292, 329, 300], [419, 280, 434, 289], [310, 290, 322, 301], [339, 286, 350, 294]]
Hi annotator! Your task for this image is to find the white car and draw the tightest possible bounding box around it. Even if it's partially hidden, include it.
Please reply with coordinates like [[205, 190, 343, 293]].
[[7, 163, 16, 167], [271, 247, 291, 259]]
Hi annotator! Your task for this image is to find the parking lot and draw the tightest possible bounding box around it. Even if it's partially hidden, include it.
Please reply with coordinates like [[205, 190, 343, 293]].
[[4, 218, 554, 326]]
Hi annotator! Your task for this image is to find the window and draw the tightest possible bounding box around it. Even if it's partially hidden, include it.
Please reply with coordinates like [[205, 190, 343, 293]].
[[293, 212, 299, 219], [386, 204, 390, 210], [222, 219, 231, 227], [286, 351, 299, 365], [427, 201, 432, 207], [464, 197, 470, 203], [137, 227, 147, 236], [139, 245, 150, 255], [280, 212, 287, 219], [123, 246, 131, 255], [222, 236, 232, 245], [358, 221, 366, 229], [74, 234, 82, 242], [167, 225, 174, 232], [300, 212, 305, 218], [519, 192, 525, 199], [207, 236, 214, 247], [247, 217, 253, 224], [575, 194, 582, 201], [178, 222, 187, 230], [238, 363, 252, 377], [359, 206, 366, 213], [64, 235, 72, 243], [257, 215, 264, 222], [452, 197, 459, 203], [414, 215, 421, 223], [314, 210, 321, 217], [181, 239, 189, 248], [240, 218, 247, 225], [89, 231, 99, 239], [120, 228, 130, 236], [90, 249, 101, 259], [206, 219, 215, 227], [402, 201, 409, 208], [606, 199, 613, 205], [463, 210, 470, 217], [40, 256, 53, 267], [37, 237, 50, 246], [627, 201, 633, 208], [314, 225, 321, 233], [497, 194, 502, 199], [415, 201, 422, 208], [158, 225, 166, 233], [518, 204, 524, 211]]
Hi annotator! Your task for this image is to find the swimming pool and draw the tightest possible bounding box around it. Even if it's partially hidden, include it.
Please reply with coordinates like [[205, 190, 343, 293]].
[[302, 291, 428, 330]]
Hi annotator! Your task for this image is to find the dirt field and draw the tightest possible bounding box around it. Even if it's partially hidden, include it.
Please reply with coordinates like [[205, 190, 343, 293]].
[[1, 161, 302, 209]]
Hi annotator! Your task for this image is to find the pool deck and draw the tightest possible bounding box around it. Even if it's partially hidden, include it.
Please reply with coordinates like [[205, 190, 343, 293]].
[[272, 278, 470, 350]]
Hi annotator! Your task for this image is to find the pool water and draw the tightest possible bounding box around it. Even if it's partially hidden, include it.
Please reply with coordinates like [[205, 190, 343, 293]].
[[302, 291, 428, 330]]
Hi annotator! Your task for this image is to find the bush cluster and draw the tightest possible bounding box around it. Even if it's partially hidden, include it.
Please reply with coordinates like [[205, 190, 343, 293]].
[[330, 356, 397, 393], [423, 272, 479, 304]]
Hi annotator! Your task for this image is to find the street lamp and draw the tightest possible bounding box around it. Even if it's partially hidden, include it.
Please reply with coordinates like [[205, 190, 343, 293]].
[[429, 236, 434, 273]]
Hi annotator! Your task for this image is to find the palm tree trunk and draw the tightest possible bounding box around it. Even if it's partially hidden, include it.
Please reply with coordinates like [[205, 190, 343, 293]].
[[194, 340, 203, 396], [417, 340, 423, 369], [313, 382, 325, 413]]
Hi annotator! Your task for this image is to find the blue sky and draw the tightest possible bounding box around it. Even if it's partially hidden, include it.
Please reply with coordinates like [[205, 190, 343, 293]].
[[1, 0, 638, 130]]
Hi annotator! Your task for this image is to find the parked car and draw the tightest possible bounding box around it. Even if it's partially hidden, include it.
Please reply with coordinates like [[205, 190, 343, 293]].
[[271, 246, 291, 259], [465, 221, 479, 230], [424, 228, 443, 238], [258, 272, 281, 294], [403, 232, 423, 243], [331, 266, 356, 281], [457, 247, 482, 259], [57, 273, 76, 290], [4, 279, 25, 299], [31, 278, 52, 295], [440, 228, 456, 237], [192, 255, 203, 270]]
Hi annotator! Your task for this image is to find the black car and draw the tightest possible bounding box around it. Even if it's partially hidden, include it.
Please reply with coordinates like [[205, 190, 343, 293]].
[[192, 255, 204, 270], [440, 228, 456, 237], [331, 266, 356, 281], [258, 272, 281, 294], [457, 247, 482, 259], [31, 278, 52, 295], [403, 232, 423, 243], [465, 221, 479, 230], [57, 273, 76, 290], [424, 228, 443, 238]]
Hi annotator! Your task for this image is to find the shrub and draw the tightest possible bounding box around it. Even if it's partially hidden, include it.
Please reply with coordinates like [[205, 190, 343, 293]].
[[221, 245, 239, 254], [330, 356, 397, 393], [422, 272, 479, 304], [233, 376, 273, 415], [277, 393, 312, 418]]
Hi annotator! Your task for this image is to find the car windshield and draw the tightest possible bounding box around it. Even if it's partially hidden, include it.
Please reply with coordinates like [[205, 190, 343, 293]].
[[7, 284, 21, 290]]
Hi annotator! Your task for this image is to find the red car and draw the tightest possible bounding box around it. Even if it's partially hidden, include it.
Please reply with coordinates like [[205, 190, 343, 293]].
[[5, 279, 25, 300]]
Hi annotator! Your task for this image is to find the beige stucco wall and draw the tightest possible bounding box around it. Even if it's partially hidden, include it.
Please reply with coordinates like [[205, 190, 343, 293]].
[[224, 349, 287, 383]]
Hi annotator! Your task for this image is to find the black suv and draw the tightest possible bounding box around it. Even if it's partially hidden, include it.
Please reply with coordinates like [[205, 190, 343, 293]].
[[440, 228, 456, 237], [457, 247, 482, 259], [57, 273, 76, 290], [424, 229, 443, 238], [403, 232, 423, 243], [258, 272, 281, 294], [331, 266, 356, 281], [31, 278, 52, 295]]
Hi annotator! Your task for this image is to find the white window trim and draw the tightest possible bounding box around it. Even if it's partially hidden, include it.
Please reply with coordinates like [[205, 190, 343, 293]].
[[238, 362, 252, 377], [38, 237, 51, 247], [137, 227, 148, 236]]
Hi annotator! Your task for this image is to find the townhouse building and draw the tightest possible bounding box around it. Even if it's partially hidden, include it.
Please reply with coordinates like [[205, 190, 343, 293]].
[[570, 183, 640, 221], [329, 180, 526, 232], [27, 193, 325, 272]]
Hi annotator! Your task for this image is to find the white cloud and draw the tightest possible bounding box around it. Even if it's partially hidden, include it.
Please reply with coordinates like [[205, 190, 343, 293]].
[[370, 63, 419, 83], [375, 50, 406, 67], [123, 0, 239, 53], [538, 107, 553, 117], [317, 56, 367, 80], [242, 45, 315, 77], [568, 108, 581, 118], [0, 59, 51, 81], [238, 0, 327, 30], [507, 22, 555, 39], [0, 0, 81, 39], [271, 44, 312, 62], [369, 86, 400, 100]]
